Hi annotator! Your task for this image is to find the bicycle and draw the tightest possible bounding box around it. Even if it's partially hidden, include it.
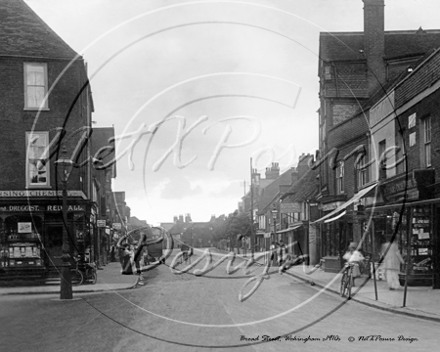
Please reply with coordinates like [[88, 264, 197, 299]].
[[70, 256, 98, 285], [340, 262, 357, 298]]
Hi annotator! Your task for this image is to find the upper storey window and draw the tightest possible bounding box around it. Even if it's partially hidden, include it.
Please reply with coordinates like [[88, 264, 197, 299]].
[[26, 132, 49, 187], [24, 63, 48, 110]]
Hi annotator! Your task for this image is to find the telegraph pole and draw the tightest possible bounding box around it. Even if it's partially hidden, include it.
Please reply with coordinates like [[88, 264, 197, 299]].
[[250, 158, 255, 260]]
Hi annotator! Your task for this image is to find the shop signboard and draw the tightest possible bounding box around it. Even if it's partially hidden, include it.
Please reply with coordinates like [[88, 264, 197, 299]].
[[97, 220, 106, 228], [113, 223, 122, 230], [280, 203, 301, 213], [381, 169, 435, 203]]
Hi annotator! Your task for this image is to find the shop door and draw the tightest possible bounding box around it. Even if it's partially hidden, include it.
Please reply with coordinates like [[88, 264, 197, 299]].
[[45, 226, 63, 268]]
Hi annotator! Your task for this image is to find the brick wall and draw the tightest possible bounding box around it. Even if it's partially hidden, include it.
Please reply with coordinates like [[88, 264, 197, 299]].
[[0, 57, 90, 191], [395, 50, 440, 108], [396, 87, 440, 185]]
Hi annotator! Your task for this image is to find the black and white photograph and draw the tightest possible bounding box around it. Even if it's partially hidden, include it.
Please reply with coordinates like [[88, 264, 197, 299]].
[[1, 0, 440, 351]]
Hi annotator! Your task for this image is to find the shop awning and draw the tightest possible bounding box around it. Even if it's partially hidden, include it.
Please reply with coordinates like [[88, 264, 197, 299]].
[[313, 182, 378, 224], [324, 210, 346, 223], [276, 223, 302, 234]]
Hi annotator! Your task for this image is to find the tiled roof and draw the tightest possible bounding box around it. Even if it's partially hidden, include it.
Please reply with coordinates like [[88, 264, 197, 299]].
[[0, 0, 78, 59], [257, 168, 294, 215], [282, 168, 319, 203], [320, 29, 440, 62]]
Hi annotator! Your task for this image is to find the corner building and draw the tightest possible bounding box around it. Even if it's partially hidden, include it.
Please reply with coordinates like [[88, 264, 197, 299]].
[[0, 1, 94, 281]]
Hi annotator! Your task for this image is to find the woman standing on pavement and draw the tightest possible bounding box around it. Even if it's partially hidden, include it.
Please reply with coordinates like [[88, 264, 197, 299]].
[[381, 237, 404, 290]]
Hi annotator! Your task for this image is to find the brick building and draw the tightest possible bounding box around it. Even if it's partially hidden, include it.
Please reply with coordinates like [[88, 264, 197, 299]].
[[313, 0, 440, 275], [0, 1, 94, 281], [91, 127, 117, 266], [363, 48, 440, 288]]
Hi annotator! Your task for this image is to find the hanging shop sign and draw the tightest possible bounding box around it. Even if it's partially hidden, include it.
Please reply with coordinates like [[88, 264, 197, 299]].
[[113, 223, 122, 230], [97, 220, 106, 228], [321, 202, 344, 212]]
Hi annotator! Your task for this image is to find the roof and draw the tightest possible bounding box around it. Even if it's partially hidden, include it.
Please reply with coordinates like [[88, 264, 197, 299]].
[[257, 168, 295, 215], [320, 29, 440, 62], [319, 29, 440, 100], [282, 168, 319, 203], [0, 0, 78, 59]]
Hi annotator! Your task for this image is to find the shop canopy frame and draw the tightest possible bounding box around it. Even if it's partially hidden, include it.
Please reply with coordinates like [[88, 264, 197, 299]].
[[313, 182, 379, 224]]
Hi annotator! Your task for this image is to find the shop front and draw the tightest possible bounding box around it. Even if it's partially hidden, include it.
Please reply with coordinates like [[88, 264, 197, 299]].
[[316, 183, 379, 273], [365, 170, 439, 288], [0, 194, 91, 283]]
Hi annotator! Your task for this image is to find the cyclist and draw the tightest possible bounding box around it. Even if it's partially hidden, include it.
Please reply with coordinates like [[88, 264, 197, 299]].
[[342, 242, 364, 283]]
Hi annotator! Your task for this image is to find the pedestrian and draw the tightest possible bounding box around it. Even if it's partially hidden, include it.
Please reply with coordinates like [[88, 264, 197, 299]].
[[110, 245, 116, 262], [343, 242, 364, 279], [278, 240, 286, 266], [381, 237, 404, 290], [270, 241, 276, 262]]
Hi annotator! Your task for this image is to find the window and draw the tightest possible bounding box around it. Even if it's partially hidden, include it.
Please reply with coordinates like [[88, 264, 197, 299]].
[[357, 155, 368, 188], [26, 132, 49, 187], [409, 132, 416, 147], [336, 161, 344, 194], [378, 140, 386, 179], [24, 63, 48, 109], [396, 133, 406, 174], [324, 65, 332, 80], [408, 113, 416, 129], [424, 116, 431, 167]]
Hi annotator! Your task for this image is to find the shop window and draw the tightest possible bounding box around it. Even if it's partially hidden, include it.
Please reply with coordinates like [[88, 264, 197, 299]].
[[336, 161, 344, 194], [24, 62, 48, 110], [26, 132, 49, 187], [423, 116, 431, 167]]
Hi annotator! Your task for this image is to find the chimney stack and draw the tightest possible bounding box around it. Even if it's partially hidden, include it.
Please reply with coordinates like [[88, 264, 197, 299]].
[[363, 0, 386, 96], [265, 162, 280, 180]]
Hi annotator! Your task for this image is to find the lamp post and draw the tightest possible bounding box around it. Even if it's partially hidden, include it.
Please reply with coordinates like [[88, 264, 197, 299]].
[[55, 145, 75, 300]]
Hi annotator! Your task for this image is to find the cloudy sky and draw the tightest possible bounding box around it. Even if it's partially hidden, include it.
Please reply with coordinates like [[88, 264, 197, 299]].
[[25, 0, 440, 225]]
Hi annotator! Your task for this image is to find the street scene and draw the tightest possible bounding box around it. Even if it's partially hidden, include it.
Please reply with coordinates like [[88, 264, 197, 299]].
[[1, 249, 440, 352], [1, 0, 440, 351]]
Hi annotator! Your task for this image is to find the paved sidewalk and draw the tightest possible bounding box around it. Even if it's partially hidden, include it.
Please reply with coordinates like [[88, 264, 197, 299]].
[[231, 250, 440, 322], [0, 262, 138, 296], [284, 264, 440, 322]]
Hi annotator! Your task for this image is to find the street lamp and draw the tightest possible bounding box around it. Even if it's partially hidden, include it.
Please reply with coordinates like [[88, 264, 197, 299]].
[[55, 145, 75, 300]]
